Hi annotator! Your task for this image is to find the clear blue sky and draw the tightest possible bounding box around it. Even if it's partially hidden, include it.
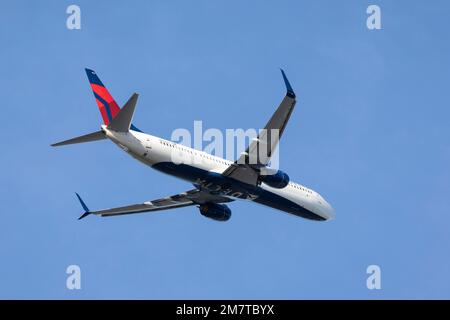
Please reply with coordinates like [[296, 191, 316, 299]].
[[1, 0, 449, 299]]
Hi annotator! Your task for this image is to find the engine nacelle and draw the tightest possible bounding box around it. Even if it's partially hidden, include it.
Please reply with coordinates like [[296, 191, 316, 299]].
[[259, 170, 290, 189], [199, 203, 232, 221]]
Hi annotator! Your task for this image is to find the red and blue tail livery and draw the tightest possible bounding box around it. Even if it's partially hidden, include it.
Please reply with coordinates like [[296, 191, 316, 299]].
[[85, 68, 121, 125]]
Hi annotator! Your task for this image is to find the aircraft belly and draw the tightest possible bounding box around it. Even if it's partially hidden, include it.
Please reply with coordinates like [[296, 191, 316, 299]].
[[150, 162, 325, 220], [252, 192, 325, 221]]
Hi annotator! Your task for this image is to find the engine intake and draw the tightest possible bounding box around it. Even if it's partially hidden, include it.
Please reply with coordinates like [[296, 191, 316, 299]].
[[199, 203, 232, 221], [259, 170, 290, 189]]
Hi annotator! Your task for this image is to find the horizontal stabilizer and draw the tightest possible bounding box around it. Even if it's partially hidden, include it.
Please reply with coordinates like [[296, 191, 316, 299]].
[[51, 130, 106, 147], [107, 93, 139, 132]]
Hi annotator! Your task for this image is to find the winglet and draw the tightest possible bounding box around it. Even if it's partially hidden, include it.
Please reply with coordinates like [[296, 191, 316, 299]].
[[280, 69, 296, 98], [76, 193, 91, 220]]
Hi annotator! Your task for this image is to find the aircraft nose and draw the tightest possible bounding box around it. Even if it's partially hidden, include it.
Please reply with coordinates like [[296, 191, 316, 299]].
[[322, 201, 335, 220], [316, 195, 335, 221]]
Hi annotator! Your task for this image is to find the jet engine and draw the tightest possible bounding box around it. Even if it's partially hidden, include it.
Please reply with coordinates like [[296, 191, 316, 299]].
[[199, 203, 232, 221], [259, 170, 290, 189]]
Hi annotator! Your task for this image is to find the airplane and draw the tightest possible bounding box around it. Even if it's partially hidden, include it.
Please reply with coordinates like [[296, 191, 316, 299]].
[[52, 68, 335, 222]]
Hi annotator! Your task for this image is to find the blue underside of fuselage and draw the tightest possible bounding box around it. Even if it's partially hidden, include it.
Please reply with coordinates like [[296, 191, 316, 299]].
[[152, 162, 325, 221]]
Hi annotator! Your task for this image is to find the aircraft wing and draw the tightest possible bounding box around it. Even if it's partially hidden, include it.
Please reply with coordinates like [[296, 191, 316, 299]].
[[76, 189, 233, 219], [222, 69, 297, 185]]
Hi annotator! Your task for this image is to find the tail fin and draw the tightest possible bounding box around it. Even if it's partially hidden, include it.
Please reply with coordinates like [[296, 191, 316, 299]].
[[85, 68, 121, 125]]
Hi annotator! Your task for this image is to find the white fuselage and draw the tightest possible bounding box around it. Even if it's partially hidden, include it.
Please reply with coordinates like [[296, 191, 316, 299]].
[[102, 125, 335, 221]]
